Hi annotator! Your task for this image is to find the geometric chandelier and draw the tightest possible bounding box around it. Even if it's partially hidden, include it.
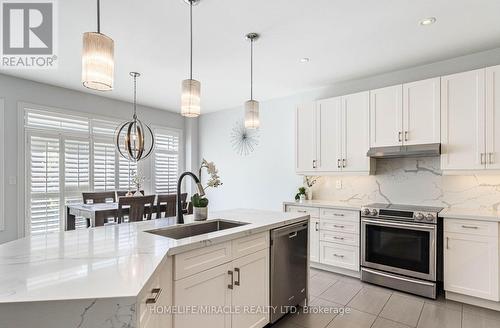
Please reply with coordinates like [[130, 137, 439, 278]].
[[115, 72, 155, 162]]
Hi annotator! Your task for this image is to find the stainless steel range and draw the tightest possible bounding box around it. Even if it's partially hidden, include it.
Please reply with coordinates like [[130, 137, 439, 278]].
[[360, 203, 443, 299]]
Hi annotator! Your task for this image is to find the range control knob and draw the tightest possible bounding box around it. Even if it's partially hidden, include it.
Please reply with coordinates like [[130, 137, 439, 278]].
[[415, 213, 424, 221], [425, 214, 435, 222], [370, 209, 378, 216], [361, 208, 370, 216]]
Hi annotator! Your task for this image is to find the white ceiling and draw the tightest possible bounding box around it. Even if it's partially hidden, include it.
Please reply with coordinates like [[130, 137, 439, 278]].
[[2, 0, 500, 114]]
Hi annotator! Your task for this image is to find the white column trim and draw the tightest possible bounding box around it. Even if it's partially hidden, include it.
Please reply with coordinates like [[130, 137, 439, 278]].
[[0, 99, 4, 231]]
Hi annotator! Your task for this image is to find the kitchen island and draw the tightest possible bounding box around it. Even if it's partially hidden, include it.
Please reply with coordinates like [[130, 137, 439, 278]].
[[0, 209, 309, 328]]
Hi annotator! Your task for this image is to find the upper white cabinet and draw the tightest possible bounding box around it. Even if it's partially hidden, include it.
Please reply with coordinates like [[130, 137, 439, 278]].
[[296, 102, 317, 172], [296, 92, 372, 174], [370, 79, 440, 148], [370, 85, 403, 147], [486, 65, 500, 169], [403, 78, 441, 145], [440, 68, 500, 172]]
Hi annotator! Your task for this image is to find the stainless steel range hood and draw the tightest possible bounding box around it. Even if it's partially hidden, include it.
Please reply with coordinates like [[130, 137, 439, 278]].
[[367, 143, 441, 159]]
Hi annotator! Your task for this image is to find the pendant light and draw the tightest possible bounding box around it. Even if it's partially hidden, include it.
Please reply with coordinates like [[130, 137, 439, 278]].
[[115, 72, 155, 162], [244, 33, 260, 129], [181, 0, 201, 117], [82, 0, 114, 91]]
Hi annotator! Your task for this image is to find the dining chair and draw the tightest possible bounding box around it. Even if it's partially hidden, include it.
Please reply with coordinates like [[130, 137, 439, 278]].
[[82, 191, 116, 204], [156, 194, 177, 218], [116, 190, 144, 197], [117, 195, 155, 223]]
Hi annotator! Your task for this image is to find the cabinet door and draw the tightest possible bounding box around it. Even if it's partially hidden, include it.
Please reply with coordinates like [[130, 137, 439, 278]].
[[317, 97, 342, 172], [441, 69, 486, 170], [296, 103, 317, 173], [403, 78, 440, 145], [444, 232, 499, 301], [342, 91, 370, 172], [232, 249, 270, 328], [310, 218, 320, 263], [486, 65, 500, 169], [370, 85, 403, 147], [173, 263, 232, 328]]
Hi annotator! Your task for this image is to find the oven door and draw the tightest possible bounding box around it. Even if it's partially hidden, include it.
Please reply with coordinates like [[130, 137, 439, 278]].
[[361, 218, 436, 281]]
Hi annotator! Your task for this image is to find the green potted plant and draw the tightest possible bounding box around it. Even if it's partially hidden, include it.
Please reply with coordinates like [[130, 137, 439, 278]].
[[295, 187, 307, 202], [192, 159, 222, 221]]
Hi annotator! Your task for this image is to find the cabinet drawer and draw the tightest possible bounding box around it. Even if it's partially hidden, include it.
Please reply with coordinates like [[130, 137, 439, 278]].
[[232, 232, 269, 259], [320, 208, 359, 221], [174, 241, 232, 280], [319, 241, 359, 272], [320, 230, 359, 246], [320, 218, 360, 234], [444, 219, 498, 237], [285, 205, 320, 218]]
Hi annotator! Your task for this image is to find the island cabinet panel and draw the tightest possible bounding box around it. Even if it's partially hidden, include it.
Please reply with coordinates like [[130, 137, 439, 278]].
[[310, 218, 320, 263], [231, 249, 270, 328], [173, 263, 232, 328], [174, 241, 232, 280], [444, 219, 500, 302]]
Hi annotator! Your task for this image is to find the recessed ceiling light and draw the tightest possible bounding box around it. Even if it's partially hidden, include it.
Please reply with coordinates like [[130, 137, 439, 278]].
[[299, 58, 310, 63], [419, 17, 436, 26]]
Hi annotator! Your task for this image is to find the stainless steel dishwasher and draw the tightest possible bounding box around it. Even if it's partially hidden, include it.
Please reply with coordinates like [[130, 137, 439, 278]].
[[270, 220, 308, 324]]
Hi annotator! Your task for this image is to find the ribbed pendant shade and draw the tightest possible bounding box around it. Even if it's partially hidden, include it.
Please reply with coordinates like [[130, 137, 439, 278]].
[[82, 32, 114, 91], [181, 79, 201, 117], [244, 100, 260, 129]]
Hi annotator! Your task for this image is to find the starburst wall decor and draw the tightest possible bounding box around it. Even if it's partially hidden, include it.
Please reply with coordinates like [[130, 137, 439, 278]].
[[230, 120, 260, 156]]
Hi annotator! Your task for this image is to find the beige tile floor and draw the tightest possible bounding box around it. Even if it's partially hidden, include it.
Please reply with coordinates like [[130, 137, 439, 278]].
[[271, 268, 500, 328]]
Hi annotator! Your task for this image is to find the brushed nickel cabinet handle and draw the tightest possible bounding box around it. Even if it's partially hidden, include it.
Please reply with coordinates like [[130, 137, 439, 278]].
[[398, 131, 402, 142], [297, 210, 307, 213], [312, 160, 317, 169], [333, 254, 345, 258], [228, 270, 234, 289], [333, 225, 345, 228], [337, 159, 341, 169], [315, 222, 319, 231], [489, 152, 494, 164], [480, 153, 485, 165], [333, 213, 345, 217], [404, 131, 409, 142], [461, 225, 479, 229], [446, 237, 449, 250], [145, 288, 162, 304], [342, 159, 346, 168], [333, 236, 345, 240], [234, 268, 240, 286]]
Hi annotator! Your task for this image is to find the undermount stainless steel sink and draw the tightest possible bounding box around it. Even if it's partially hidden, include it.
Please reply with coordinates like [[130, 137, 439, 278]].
[[146, 220, 249, 240]]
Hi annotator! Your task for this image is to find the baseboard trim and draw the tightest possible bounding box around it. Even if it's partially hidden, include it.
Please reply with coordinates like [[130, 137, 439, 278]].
[[310, 261, 360, 278], [446, 291, 500, 311]]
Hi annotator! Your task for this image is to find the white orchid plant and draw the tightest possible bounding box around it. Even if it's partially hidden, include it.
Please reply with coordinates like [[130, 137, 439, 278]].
[[192, 159, 223, 208]]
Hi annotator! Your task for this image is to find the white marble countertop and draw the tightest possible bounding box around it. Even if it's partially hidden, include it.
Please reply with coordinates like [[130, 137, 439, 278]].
[[0, 209, 308, 303], [283, 200, 363, 211], [439, 208, 500, 222]]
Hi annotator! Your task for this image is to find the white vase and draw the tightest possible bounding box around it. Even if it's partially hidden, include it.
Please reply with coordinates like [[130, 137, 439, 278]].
[[193, 207, 208, 221], [307, 188, 313, 200], [299, 194, 306, 202]]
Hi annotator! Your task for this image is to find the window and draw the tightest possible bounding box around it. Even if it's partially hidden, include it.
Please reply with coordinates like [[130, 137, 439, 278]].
[[24, 106, 182, 235], [153, 128, 180, 194]]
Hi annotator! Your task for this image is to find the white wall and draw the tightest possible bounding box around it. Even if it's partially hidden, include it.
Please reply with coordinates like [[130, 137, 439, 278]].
[[0, 73, 187, 244], [198, 47, 500, 211]]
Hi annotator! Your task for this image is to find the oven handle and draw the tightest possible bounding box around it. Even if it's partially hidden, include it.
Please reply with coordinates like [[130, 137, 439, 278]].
[[362, 218, 436, 231]]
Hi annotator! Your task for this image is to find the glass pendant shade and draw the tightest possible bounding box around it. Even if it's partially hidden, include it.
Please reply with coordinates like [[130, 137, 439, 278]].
[[181, 79, 201, 117], [82, 32, 114, 91], [244, 100, 260, 129]]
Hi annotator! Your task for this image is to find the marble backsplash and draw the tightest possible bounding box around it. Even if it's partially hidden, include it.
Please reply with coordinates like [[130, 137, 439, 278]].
[[311, 157, 500, 210]]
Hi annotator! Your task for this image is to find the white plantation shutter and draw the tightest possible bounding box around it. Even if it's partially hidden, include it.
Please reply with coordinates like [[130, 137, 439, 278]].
[[26, 108, 89, 134], [119, 157, 137, 190], [64, 139, 90, 191], [93, 141, 116, 191], [29, 135, 60, 235], [153, 129, 180, 194]]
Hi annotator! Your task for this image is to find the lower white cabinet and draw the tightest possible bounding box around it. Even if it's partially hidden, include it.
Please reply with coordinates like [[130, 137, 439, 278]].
[[284, 203, 360, 274], [444, 219, 499, 301], [310, 218, 320, 263], [173, 246, 270, 328]]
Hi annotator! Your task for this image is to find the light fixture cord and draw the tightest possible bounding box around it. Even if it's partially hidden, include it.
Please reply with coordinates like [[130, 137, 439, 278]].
[[250, 37, 254, 100], [97, 0, 100, 33], [133, 74, 137, 119], [189, 0, 193, 80]]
